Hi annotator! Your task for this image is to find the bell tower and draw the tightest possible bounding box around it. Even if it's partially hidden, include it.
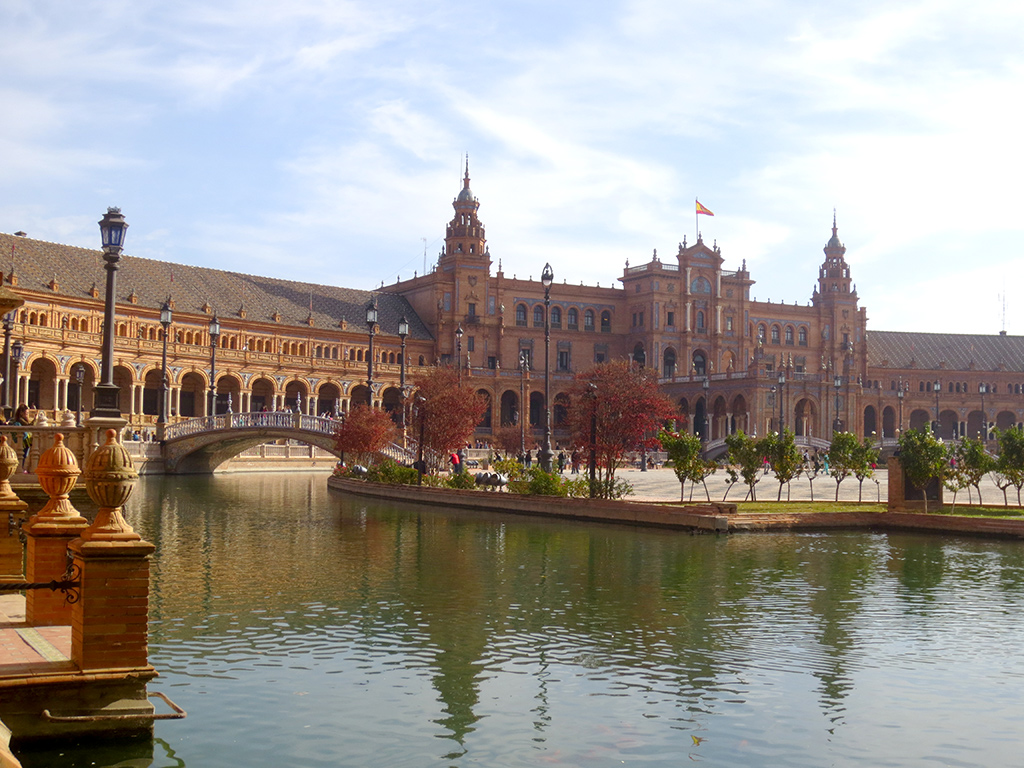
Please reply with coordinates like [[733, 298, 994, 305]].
[[440, 157, 488, 268], [817, 213, 852, 296]]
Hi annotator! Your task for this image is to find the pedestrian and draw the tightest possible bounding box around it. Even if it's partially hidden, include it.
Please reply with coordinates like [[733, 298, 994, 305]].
[[11, 404, 31, 473], [525, 450, 532, 468], [557, 451, 566, 473]]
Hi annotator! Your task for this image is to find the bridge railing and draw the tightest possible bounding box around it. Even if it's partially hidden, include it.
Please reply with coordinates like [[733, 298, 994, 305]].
[[164, 412, 340, 441]]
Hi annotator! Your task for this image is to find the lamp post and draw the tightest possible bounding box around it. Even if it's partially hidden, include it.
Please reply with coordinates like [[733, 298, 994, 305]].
[[588, 382, 598, 498], [979, 383, 987, 442], [1, 313, 12, 419], [833, 374, 843, 434], [702, 375, 710, 445], [778, 371, 786, 433], [897, 383, 905, 434], [10, 340, 23, 410], [540, 262, 554, 472], [75, 366, 84, 426], [934, 379, 941, 435], [455, 324, 464, 385], [398, 315, 409, 435], [208, 316, 220, 416], [519, 350, 529, 457], [365, 298, 377, 408], [158, 299, 172, 425], [91, 207, 128, 418], [415, 394, 426, 485]]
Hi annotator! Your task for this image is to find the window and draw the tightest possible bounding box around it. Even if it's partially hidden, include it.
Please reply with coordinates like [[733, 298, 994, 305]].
[[601, 311, 611, 333], [551, 306, 562, 328], [488, 356, 497, 369], [488, 296, 496, 315], [533, 306, 544, 327], [557, 350, 570, 371], [632, 313, 637, 327], [468, 302, 476, 318], [567, 308, 578, 330], [443, 292, 451, 311], [726, 316, 733, 332], [584, 310, 595, 330], [467, 336, 475, 352], [798, 327, 807, 346], [667, 311, 675, 327], [758, 324, 767, 343], [520, 349, 532, 368], [639, 312, 644, 327], [696, 311, 705, 330], [516, 304, 527, 326], [785, 326, 794, 345], [690, 277, 711, 294], [771, 325, 780, 344]]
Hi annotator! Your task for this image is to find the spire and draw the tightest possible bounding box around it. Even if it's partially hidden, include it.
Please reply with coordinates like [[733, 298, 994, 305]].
[[463, 153, 470, 191]]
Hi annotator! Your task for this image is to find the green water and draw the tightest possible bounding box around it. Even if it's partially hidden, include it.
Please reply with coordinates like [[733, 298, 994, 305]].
[[16, 472, 1024, 767]]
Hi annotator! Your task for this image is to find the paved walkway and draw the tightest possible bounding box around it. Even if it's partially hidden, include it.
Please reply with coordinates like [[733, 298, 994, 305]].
[[0, 595, 72, 678]]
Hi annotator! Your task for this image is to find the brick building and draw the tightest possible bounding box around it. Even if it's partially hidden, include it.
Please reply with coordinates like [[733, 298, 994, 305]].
[[0, 170, 1021, 452]]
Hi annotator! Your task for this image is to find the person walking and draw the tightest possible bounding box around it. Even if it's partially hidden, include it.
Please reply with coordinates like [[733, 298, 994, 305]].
[[11, 405, 32, 473]]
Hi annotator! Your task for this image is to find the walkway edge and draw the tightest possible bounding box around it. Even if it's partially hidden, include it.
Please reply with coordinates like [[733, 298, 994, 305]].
[[328, 476, 730, 532]]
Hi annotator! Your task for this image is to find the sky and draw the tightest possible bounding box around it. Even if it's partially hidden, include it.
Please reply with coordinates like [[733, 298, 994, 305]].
[[1, 0, 1022, 335]]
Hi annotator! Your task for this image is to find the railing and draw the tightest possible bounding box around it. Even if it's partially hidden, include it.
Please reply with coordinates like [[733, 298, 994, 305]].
[[164, 412, 339, 440]]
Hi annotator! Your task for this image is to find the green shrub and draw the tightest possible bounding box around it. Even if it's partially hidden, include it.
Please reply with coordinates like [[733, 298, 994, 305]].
[[443, 470, 478, 490]]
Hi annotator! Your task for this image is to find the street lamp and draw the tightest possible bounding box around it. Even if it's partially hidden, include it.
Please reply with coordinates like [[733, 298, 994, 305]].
[[455, 324, 464, 385], [92, 207, 128, 418], [587, 382, 598, 497], [833, 374, 843, 434], [158, 299, 172, 425], [702, 375, 710, 444], [208, 316, 221, 416], [75, 365, 84, 426], [897, 383, 905, 434], [10, 340, 23, 409], [540, 262, 554, 472], [778, 371, 786, 433], [934, 379, 941, 435], [1, 313, 12, 419], [365, 298, 378, 407], [415, 394, 426, 485], [519, 350, 529, 457], [979, 383, 987, 441], [398, 315, 409, 433]]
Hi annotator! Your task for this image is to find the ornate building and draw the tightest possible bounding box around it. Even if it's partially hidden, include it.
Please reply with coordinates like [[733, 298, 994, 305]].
[[1, 170, 1023, 451]]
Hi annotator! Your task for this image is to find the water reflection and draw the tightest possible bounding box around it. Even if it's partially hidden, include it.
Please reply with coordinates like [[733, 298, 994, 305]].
[[17, 472, 1024, 768]]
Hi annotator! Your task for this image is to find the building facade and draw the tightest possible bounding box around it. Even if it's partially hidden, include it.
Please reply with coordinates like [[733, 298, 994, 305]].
[[2, 172, 1023, 450]]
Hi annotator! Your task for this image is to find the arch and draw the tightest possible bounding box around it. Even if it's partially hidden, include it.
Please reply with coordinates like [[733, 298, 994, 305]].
[[584, 309, 595, 331], [112, 364, 134, 416], [27, 356, 59, 411], [798, 327, 808, 345], [677, 397, 691, 433], [909, 409, 930, 432], [67, 362, 95, 413], [178, 371, 206, 418], [784, 325, 794, 345], [500, 390, 519, 427], [215, 373, 242, 414], [882, 406, 896, 438], [516, 304, 528, 326], [285, 380, 309, 411], [757, 324, 767, 343], [710, 395, 727, 440], [632, 343, 646, 367], [690, 276, 711, 294], [249, 377, 275, 413], [529, 391, 544, 428], [477, 389, 493, 429], [600, 311, 611, 332], [381, 386, 404, 423], [795, 398, 818, 437], [567, 307, 579, 329], [533, 305, 544, 326], [554, 392, 570, 428], [349, 385, 371, 408], [863, 404, 877, 439], [316, 382, 342, 417], [692, 351, 707, 376], [550, 306, 562, 328], [663, 348, 677, 378], [770, 325, 780, 344], [142, 368, 163, 416], [730, 394, 749, 435], [694, 397, 708, 441], [996, 410, 1016, 433], [938, 409, 958, 440]]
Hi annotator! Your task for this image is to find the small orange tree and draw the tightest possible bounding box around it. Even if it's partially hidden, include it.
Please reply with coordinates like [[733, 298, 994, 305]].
[[566, 361, 677, 497], [410, 367, 487, 470], [334, 404, 399, 466]]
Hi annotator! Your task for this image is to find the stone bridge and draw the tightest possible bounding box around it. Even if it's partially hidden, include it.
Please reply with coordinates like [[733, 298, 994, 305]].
[[162, 412, 344, 473], [705, 434, 832, 459]]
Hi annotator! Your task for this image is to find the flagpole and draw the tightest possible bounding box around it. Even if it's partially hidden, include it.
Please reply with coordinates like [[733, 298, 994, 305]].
[[695, 198, 698, 242]]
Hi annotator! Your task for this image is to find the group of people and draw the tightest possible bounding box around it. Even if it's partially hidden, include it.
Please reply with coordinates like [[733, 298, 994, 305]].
[[0, 404, 35, 473]]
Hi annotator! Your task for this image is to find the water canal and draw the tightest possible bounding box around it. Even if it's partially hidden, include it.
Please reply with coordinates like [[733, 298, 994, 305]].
[[16, 472, 1024, 767]]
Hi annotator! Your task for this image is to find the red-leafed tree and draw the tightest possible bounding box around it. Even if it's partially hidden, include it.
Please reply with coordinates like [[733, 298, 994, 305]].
[[566, 361, 678, 497], [491, 423, 524, 458], [410, 367, 487, 469], [334, 404, 399, 466]]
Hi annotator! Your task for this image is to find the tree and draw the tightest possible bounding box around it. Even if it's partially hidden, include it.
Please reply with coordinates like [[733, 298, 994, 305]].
[[725, 430, 763, 502], [410, 367, 487, 470], [897, 426, 947, 513], [852, 436, 880, 502], [566, 362, 677, 498], [947, 437, 993, 508], [659, 429, 716, 502], [760, 429, 803, 501], [827, 431, 860, 501], [333, 404, 399, 466], [491, 424, 524, 458], [995, 428, 1024, 506]]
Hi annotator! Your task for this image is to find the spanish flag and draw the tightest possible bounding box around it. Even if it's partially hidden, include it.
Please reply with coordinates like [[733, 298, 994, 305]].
[[696, 200, 714, 216]]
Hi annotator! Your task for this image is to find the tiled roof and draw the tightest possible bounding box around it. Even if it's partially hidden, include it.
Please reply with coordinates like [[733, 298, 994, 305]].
[[868, 330, 1024, 372], [0, 232, 432, 340]]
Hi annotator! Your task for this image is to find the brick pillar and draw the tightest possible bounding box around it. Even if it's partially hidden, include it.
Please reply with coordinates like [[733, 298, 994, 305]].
[[24, 434, 89, 625], [69, 429, 155, 672], [887, 455, 905, 512]]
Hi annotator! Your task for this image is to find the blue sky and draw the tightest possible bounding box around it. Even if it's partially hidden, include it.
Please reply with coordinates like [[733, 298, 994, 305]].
[[2, 0, 1021, 334]]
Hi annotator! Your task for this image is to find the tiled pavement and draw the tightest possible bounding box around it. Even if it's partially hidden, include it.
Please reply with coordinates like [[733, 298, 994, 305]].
[[0, 595, 73, 677]]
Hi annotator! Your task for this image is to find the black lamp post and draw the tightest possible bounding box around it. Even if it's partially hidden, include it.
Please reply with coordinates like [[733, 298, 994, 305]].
[[91, 207, 128, 418], [208, 316, 220, 415], [702, 375, 710, 444], [833, 374, 843, 434], [519, 350, 528, 456], [455, 324, 464, 385], [897, 383, 905, 434], [10, 340, 23, 410], [415, 394, 426, 485], [777, 371, 786, 433], [75, 365, 84, 426], [979, 383, 987, 441], [398, 315, 409, 432], [2, 312, 12, 419], [933, 379, 941, 435], [540, 262, 554, 472], [158, 299, 172, 425]]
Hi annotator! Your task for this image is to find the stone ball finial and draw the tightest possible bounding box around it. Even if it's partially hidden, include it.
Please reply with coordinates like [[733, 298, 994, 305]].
[[0, 435, 24, 507], [35, 433, 84, 520], [81, 429, 140, 541]]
